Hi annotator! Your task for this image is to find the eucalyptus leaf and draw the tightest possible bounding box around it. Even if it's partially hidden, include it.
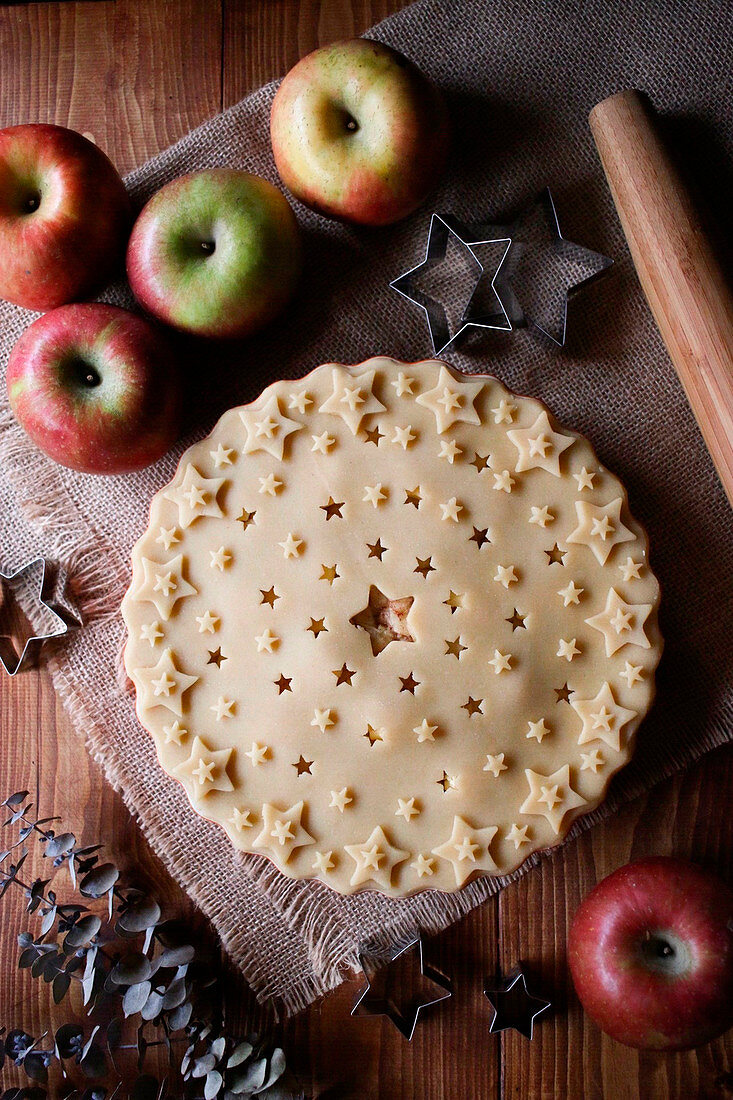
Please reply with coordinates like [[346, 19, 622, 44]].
[[79, 863, 119, 899], [116, 898, 161, 934], [141, 990, 164, 1021], [4, 791, 29, 807], [110, 953, 152, 987], [204, 1070, 223, 1100], [52, 972, 71, 1005], [79, 1040, 106, 1079], [210, 1036, 226, 1061], [228, 1057, 267, 1094], [255, 1049, 286, 1093], [161, 977, 187, 1010], [55, 1022, 84, 1059], [44, 833, 76, 859], [192, 1053, 217, 1078], [227, 1042, 254, 1068], [64, 914, 101, 948], [157, 944, 195, 969], [123, 980, 152, 1017], [166, 1000, 192, 1032], [21, 1052, 48, 1084]]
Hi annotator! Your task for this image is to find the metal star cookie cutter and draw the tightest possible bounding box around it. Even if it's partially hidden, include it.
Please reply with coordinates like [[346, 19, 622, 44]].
[[483, 962, 551, 1039], [489, 186, 614, 346], [389, 213, 513, 355], [390, 187, 612, 350], [351, 930, 453, 1040], [0, 556, 81, 675]]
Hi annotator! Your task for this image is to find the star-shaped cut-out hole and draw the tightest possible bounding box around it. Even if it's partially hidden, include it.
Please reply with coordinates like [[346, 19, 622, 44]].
[[444, 591, 464, 613], [445, 636, 467, 660], [462, 696, 484, 717], [307, 617, 327, 637], [293, 755, 313, 777], [437, 771, 456, 792], [274, 674, 292, 694], [414, 556, 435, 578], [260, 587, 281, 608], [554, 682, 574, 704], [320, 564, 339, 585], [363, 425, 384, 446], [506, 609, 526, 631], [470, 452, 491, 473], [207, 647, 227, 668], [470, 526, 491, 549], [399, 672, 420, 695], [350, 586, 415, 657], [367, 539, 388, 561], [545, 543, 567, 566], [364, 724, 384, 747], [405, 487, 422, 509], [237, 509, 256, 530], [333, 662, 356, 686], [321, 496, 345, 521]]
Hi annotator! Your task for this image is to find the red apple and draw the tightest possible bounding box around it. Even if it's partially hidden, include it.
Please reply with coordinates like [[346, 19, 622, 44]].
[[568, 857, 733, 1050], [270, 38, 450, 226], [7, 303, 181, 474], [126, 169, 301, 339], [0, 124, 132, 311]]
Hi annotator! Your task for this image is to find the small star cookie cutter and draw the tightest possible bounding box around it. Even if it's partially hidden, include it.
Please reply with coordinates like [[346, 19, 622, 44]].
[[389, 212, 513, 355], [0, 557, 81, 676], [483, 962, 551, 1039], [351, 930, 453, 1040], [390, 187, 613, 350]]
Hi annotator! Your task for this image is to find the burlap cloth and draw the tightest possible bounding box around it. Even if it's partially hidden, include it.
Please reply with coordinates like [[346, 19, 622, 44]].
[[1, 0, 732, 1015]]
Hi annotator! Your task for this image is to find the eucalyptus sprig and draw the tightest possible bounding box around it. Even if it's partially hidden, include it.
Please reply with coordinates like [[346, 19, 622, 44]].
[[0, 792, 303, 1100]]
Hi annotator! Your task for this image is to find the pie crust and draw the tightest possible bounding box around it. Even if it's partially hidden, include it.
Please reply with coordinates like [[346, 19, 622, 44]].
[[122, 357, 662, 896]]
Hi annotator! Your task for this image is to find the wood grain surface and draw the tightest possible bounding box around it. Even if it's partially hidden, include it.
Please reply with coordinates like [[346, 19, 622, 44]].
[[0, 4, 731, 1098]]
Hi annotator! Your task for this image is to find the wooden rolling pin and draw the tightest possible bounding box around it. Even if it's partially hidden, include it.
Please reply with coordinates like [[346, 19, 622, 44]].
[[589, 89, 733, 507]]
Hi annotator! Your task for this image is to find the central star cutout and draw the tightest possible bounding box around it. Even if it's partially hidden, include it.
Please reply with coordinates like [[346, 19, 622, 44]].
[[350, 585, 415, 657]]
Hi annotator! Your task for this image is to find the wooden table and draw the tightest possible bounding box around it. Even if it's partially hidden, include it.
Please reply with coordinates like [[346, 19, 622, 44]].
[[1, 4, 731, 1097]]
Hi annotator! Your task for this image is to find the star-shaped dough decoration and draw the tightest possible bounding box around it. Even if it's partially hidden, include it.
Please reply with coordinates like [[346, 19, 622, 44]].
[[239, 393, 303, 460], [484, 753, 508, 777], [163, 463, 226, 529], [318, 365, 386, 435], [571, 681, 638, 751], [132, 555, 198, 621], [229, 807, 254, 831], [432, 815, 498, 886], [253, 800, 315, 864], [344, 825, 410, 889], [140, 621, 164, 647], [506, 411, 574, 477], [131, 648, 198, 717], [414, 719, 438, 743], [210, 444, 235, 469], [566, 497, 636, 565], [415, 365, 484, 434], [520, 765, 586, 834], [585, 587, 653, 656], [173, 735, 234, 802]]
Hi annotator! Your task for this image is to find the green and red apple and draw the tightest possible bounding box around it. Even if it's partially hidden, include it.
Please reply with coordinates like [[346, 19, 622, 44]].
[[270, 38, 450, 226], [0, 124, 131, 311], [126, 169, 301, 339], [7, 303, 181, 474], [568, 857, 733, 1050]]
